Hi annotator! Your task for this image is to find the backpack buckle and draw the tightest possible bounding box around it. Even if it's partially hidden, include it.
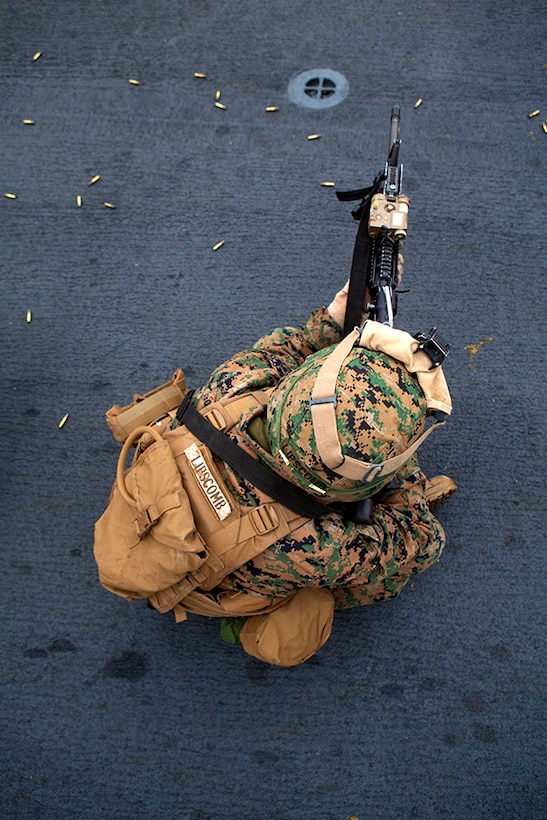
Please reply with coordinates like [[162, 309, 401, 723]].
[[203, 407, 228, 431], [249, 505, 279, 535], [134, 508, 158, 538]]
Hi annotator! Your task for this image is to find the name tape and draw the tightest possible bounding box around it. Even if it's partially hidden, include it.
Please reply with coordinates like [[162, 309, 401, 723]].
[[184, 443, 232, 521]]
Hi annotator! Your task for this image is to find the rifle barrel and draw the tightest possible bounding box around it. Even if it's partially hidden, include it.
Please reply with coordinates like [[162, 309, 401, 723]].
[[389, 106, 401, 151]]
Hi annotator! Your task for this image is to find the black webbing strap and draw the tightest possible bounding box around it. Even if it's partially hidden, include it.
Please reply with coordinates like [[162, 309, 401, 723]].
[[337, 175, 383, 337], [342, 203, 373, 336], [176, 392, 333, 519]]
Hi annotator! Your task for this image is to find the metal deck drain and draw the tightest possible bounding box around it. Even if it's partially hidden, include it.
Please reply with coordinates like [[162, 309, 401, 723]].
[[288, 68, 349, 110]]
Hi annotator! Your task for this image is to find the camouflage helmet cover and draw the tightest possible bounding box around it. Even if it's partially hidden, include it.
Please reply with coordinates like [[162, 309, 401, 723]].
[[267, 343, 427, 502]]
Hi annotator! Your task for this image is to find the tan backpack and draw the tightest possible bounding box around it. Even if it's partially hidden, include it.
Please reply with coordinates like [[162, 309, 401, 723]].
[[93, 371, 311, 622]]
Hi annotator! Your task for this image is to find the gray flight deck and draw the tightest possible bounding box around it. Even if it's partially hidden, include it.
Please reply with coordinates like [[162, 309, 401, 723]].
[[1, 1, 545, 818]]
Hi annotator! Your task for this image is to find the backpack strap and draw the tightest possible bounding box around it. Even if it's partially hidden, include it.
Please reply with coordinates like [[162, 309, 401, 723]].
[[176, 392, 333, 519], [202, 390, 273, 432]]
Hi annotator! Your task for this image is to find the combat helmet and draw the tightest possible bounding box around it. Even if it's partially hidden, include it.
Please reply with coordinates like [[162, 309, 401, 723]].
[[267, 323, 451, 503]]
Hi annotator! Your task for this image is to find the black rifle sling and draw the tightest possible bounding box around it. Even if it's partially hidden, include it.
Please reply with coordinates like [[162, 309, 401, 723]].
[[176, 393, 333, 519], [337, 175, 383, 337], [342, 203, 372, 336]]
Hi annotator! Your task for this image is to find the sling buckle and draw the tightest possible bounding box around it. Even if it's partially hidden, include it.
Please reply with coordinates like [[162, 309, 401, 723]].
[[414, 327, 450, 369]]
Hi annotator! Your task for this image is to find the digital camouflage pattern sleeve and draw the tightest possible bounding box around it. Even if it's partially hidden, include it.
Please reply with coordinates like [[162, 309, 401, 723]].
[[192, 307, 343, 406], [193, 306, 446, 609]]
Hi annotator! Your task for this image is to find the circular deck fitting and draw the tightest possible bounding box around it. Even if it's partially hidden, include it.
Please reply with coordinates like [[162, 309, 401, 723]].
[[288, 68, 349, 110]]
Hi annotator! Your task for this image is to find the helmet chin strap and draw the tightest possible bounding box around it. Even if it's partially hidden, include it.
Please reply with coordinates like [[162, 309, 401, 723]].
[[309, 323, 452, 482]]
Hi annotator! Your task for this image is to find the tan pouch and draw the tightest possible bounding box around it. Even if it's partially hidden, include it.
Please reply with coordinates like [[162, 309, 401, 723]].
[[93, 425, 207, 602], [239, 587, 335, 666], [106, 369, 187, 442]]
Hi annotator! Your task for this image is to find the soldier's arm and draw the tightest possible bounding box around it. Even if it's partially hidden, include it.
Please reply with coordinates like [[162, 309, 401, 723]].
[[194, 306, 342, 405], [253, 306, 342, 363]]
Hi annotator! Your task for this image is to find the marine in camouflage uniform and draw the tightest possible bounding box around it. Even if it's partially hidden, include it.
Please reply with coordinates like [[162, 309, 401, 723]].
[[192, 304, 447, 611]]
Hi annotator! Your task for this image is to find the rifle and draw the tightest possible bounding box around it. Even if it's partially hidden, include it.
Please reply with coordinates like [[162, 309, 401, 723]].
[[336, 107, 450, 523], [337, 105, 408, 335], [337, 105, 449, 367]]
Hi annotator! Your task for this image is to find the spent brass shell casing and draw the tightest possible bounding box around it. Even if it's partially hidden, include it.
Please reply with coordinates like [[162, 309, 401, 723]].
[[26, 310, 32, 323], [265, 106, 279, 112], [128, 79, 140, 85], [320, 182, 335, 187], [414, 98, 423, 108], [215, 102, 227, 110], [58, 413, 70, 429], [528, 109, 540, 118], [88, 175, 100, 185], [194, 72, 206, 79], [103, 202, 116, 209], [33, 52, 42, 61], [23, 119, 35, 125], [215, 90, 221, 101], [307, 134, 321, 140], [4, 192, 17, 199], [76, 195, 82, 207], [212, 241, 225, 251]]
